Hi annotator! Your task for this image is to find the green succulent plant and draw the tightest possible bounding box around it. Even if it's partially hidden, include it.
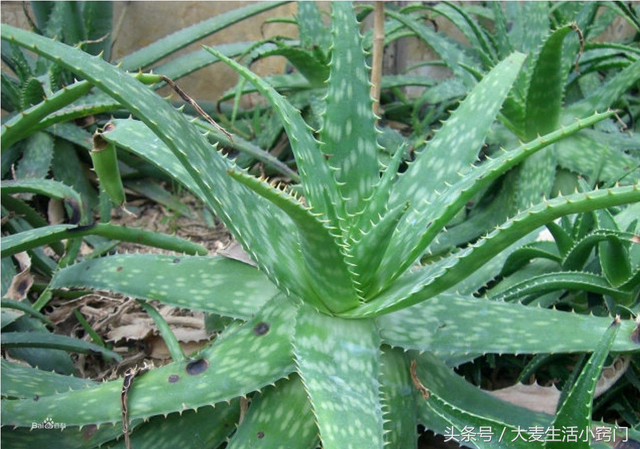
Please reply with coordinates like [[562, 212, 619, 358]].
[[1, 1, 295, 375], [2, 3, 640, 449], [1, 1, 295, 232], [382, 1, 640, 254], [491, 196, 640, 310]]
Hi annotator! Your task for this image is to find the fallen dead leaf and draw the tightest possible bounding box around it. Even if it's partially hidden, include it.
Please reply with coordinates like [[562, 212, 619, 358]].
[[487, 383, 560, 415], [4, 252, 34, 300], [217, 240, 256, 266]]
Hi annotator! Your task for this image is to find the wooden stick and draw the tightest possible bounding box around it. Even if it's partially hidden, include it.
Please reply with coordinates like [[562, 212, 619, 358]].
[[370, 2, 385, 120]]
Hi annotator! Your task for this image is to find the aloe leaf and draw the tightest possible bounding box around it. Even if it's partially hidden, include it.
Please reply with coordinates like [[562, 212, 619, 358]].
[[52, 138, 98, 217], [298, 2, 330, 50], [350, 202, 408, 291], [525, 25, 576, 140], [488, 271, 634, 304], [81, 1, 112, 59], [454, 233, 541, 299], [545, 220, 574, 257], [573, 45, 639, 78], [563, 2, 613, 40], [203, 45, 341, 231], [90, 129, 126, 207], [1, 223, 208, 258], [506, 2, 549, 57], [545, 318, 621, 449], [119, 2, 288, 71], [4, 403, 238, 449], [432, 2, 497, 65], [565, 57, 640, 121], [489, 259, 562, 309], [499, 241, 562, 277], [2, 196, 66, 258], [491, 3, 514, 57], [194, 121, 299, 180], [106, 402, 240, 449], [354, 183, 640, 316], [124, 179, 192, 218], [3, 40, 35, 81], [137, 300, 186, 362], [414, 352, 553, 439], [382, 74, 437, 90], [226, 376, 317, 449], [50, 254, 277, 320], [51, 2, 85, 45], [0, 79, 92, 149], [386, 9, 478, 87], [219, 72, 436, 101], [380, 347, 419, 448], [95, 118, 204, 198], [372, 110, 614, 297], [156, 42, 278, 83], [48, 122, 93, 150], [253, 40, 329, 86], [595, 209, 634, 287], [390, 52, 525, 211], [516, 24, 578, 210], [599, 235, 633, 288], [3, 313, 76, 374], [1, 71, 21, 112], [227, 169, 359, 312], [416, 375, 537, 449], [14, 130, 54, 180], [562, 229, 637, 271], [21, 76, 47, 110], [1, 214, 58, 275], [606, 2, 640, 32], [1, 424, 124, 449], [218, 72, 314, 100], [1, 294, 296, 428], [619, 268, 640, 296], [294, 304, 385, 449], [35, 91, 122, 132], [2, 25, 311, 300], [363, 142, 408, 225], [320, 2, 379, 220], [1, 358, 94, 398], [1, 298, 53, 327], [104, 118, 298, 189], [1, 332, 121, 361], [378, 293, 639, 358], [556, 133, 640, 186], [427, 174, 517, 255], [2, 178, 83, 219]]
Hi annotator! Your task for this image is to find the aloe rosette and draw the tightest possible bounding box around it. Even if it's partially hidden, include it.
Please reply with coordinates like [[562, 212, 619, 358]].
[[1, 3, 639, 448]]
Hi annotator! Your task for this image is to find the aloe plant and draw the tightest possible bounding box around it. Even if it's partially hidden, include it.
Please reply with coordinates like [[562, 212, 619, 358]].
[[1, 2, 295, 373], [2, 3, 640, 448], [382, 1, 640, 254], [1, 1, 293, 228]]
